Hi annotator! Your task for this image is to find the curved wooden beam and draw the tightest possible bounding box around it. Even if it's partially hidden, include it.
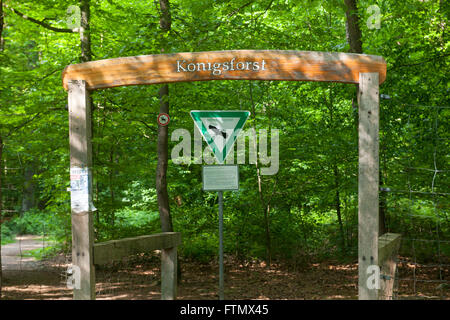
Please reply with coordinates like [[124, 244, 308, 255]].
[[62, 50, 386, 90]]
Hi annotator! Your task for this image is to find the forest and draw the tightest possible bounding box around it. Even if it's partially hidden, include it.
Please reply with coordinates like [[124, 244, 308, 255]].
[[0, 0, 449, 300]]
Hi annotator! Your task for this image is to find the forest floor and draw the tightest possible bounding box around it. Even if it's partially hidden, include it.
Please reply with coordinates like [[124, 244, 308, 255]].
[[1, 237, 449, 300]]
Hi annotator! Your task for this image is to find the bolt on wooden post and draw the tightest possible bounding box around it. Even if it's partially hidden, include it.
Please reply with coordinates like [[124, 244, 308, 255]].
[[68, 80, 95, 300]]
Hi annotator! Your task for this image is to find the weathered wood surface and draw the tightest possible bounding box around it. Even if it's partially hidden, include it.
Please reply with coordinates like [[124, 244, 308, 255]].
[[358, 72, 380, 300], [62, 50, 386, 90], [378, 233, 401, 300], [379, 233, 401, 264], [161, 247, 177, 300], [68, 80, 96, 300], [93, 232, 182, 265], [68, 80, 93, 168]]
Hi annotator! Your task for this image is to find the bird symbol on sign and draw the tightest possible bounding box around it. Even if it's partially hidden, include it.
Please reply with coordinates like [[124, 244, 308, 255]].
[[208, 125, 227, 139]]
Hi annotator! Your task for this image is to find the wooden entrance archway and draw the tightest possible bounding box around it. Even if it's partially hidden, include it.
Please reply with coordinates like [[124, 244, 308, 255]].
[[63, 50, 386, 300]]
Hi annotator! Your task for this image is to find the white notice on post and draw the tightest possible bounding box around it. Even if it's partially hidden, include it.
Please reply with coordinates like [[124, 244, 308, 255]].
[[202, 165, 239, 191], [70, 167, 96, 213]]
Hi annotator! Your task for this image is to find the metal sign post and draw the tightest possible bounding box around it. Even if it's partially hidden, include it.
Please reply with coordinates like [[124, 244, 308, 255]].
[[218, 190, 224, 300], [202, 165, 239, 300], [194, 110, 249, 300]]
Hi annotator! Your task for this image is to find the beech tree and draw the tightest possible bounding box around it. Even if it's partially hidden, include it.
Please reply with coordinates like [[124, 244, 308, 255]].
[[156, 0, 173, 233]]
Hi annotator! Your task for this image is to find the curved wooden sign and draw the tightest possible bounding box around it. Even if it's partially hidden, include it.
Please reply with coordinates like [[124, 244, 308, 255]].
[[62, 50, 386, 90]]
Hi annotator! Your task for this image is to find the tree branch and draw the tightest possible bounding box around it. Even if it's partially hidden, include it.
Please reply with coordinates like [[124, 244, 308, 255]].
[[228, 1, 254, 17], [391, 53, 450, 70], [9, 7, 77, 33], [254, 0, 274, 23], [3, 104, 66, 139], [5, 112, 42, 138], [195, 1, 257, 47]]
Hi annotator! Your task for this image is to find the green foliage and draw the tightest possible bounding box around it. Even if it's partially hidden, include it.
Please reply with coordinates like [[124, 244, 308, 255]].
[[21, 243, 63, 261], [3, 209, 69, 241], [97, 208, 160, 241], [181, 232, 218, 263], [0, 0, 448, 266], [1, 224, 16, 245], [387, 197, 450, 262]]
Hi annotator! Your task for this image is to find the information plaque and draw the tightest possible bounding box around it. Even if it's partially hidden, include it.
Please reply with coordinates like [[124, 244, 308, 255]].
[[202, 165, 239, 191]]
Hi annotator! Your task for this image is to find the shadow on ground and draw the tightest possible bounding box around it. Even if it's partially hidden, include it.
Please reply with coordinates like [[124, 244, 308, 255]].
[[1, 252, 448, 300]]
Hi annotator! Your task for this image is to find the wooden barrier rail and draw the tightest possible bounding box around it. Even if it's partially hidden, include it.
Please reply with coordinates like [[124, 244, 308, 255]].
[[93, 232, 182, 300], [93, 232, 181, 264], [378, 233, 402, 300]]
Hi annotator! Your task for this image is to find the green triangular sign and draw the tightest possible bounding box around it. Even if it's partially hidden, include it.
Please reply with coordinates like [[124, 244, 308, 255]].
[[191, 110, 250, 164]]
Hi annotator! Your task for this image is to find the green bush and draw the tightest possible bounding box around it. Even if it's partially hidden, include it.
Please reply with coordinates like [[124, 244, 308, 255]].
[[180, 233, 218, 263], [22, 243, 63, 260], [4, 209, 69, 241], [1, 223, 16, 245], [96, 208, 160, 241]]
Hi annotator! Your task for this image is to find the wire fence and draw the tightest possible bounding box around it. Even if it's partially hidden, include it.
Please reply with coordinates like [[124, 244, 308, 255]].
[[383, 103, 449, 299], [1, 223, 72, 299], [1, 229, 164, 299]]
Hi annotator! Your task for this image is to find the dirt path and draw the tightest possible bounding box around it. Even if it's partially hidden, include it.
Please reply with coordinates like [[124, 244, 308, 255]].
[[2, 235, 48, 271]]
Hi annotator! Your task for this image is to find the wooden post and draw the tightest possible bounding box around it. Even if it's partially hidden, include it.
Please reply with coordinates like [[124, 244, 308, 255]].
[[161, 247, 177, 300], [378, 233, 401, 300], [68, 80, 95, 300], [358, 72, 379, 300]]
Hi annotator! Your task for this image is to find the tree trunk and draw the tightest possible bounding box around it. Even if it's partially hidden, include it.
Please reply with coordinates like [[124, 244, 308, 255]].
[[379, 172, 387, 236], [345, 0, 386, 237], [327, 86, 346, 250], [249, 83, 272, 265], [79, 0, 94, 141], [0, 137, 3, 298], [0, 0, 4, 297], [95, 107, 105, 226], [257, 167, 272, 265], [109, 145, 115, 228], [80, 0, 92, 63], [299, 205, 308, 243], [157, 0, 180, 284], [344, 0, 385, 236], [379, 127, 388, 235], [334, 160, 346, 249], [158, 0, 171, 32], [21, 165, 36, 214], [156, 0, 174, 233], [344, 0, 363, 54], [344, 0, 362, 129], [0, 0, 4, 51], [156, 84, 173, 232], [79, 0, 97, 231]]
